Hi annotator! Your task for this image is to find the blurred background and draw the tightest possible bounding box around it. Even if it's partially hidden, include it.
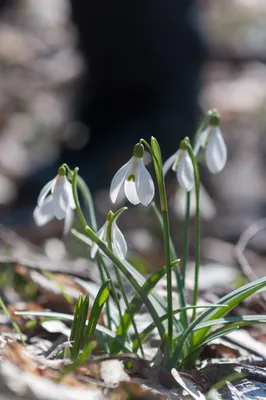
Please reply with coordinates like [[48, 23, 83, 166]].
[[0, 0, 266, 281]]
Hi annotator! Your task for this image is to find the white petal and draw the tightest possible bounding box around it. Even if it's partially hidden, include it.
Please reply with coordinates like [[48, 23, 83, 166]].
[[53, 176, 70, 220], [63, 207, 74, 235], [65, 180, 76, 209], [110, 158, 132, 203], [162, 153, 176, 176], [124, 179, 140, 205], [205, 127, 227, 174], [177, 150, 195, 192], [37, 179, 55, 206], [194, 128, 209, 156], [135, 159, 155, 206], [112, 222, 127, 259], [33, 195, 54, 226], [90, 222, 107, 259]]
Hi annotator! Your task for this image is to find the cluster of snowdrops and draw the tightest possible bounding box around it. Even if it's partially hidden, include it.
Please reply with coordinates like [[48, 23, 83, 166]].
[[33, 109, 226, 246], [26, 108, 266, 370]]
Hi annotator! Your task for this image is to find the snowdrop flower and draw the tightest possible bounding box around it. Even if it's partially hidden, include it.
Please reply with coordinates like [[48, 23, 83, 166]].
[[33, 166, 75, 231], [110, 143, 155, 206], [163, 141, 195, 192], [195, 111, 227, 174], [90, 212, 127, 260]]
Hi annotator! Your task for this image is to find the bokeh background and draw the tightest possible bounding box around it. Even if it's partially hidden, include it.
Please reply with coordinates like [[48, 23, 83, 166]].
[[0, 0, 266, 284]]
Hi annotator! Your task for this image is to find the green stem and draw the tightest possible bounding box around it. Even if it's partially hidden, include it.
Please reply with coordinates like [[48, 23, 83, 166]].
[[182, 192, 190, 291], [106, 219, 144, 357], [71, 168, 165, 342], [148, 138, 173, 351], [96, 254, 117, 332], [151, 202, 188, 331], [69, 167, 113, 333], [185, 144, 200, 323]]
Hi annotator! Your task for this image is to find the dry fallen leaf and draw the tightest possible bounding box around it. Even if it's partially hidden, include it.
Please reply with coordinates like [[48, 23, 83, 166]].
[[171, 368, 206, 400]]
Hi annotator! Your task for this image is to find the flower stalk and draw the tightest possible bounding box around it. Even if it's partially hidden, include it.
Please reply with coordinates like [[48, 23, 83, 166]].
[[106, 211, 144, 357], [182, 139, 201, 323], [141, 137, 174, 352]]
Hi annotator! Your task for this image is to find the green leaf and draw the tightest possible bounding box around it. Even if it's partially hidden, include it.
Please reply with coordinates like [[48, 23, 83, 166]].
[[15, 309, 132, 352], [150, 136, 163, 179], [151, 201, 187, 330], [69, 294, 89, 360], [180, 325, 239, 367], [111, 262, 176, 353], [132, 305, 228, 352], [0, 297, 25, 346], [76, 175, 97, 231], [71, 229, 92, 246], [85, 280, 110, 349], [192, 277, 266, 345], [195, 314, 266, 331], [171, 277, 266, 366], [181, 314, 266, 367]]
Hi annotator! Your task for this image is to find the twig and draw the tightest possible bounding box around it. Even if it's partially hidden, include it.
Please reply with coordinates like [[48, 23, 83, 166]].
[[235, 218, 266, 282], [234, 219, 266, 310]]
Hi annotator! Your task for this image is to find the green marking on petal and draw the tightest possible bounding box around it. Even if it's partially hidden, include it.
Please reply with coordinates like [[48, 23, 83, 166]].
[[127, 174, 135, 182]]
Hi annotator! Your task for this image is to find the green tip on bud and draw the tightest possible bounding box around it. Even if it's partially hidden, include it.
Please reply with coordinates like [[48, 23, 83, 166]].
[[180, 139, 188, 151], [133, 143, 144, 158], [209, 109, 220, 127], [58, 165, 66, 176], [107, 211, 114, 222]]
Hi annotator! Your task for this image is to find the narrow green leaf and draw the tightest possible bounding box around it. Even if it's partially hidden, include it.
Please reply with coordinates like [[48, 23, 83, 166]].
[[171, 277, 266, 366], [84, 280, 110, 348], [70, 294, 89, 360], [112, 262, 176, 353], [0, 297, 25, 346], [151, 201, 187, 330], [69, 294, 83, 358], [15, 309, 133, 351], [192, 277, 266, 345], [180, 315, 266, 367], [132, 305, 228, 352], [180, 325, 239, 367], [195, 314, 266, 331]]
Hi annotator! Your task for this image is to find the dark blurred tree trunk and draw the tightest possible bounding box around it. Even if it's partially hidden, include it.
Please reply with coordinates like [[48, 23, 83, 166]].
[[65, 0, 205, 186]]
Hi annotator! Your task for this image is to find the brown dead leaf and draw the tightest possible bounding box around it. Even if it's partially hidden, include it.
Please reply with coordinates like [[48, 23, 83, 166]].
[[100, 360, 130, 387], [108, 381, 167, 400], [201, 341, 242, 360], [171, 368, 206, 400]]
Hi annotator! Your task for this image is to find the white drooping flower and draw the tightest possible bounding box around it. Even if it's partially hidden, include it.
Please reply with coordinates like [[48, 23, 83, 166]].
[[163, 145, 195, 192], [194, 111, 227, 174], [90, 213, 127, 260], [110, 143, 155, 206], [33, 167, 75, 231]]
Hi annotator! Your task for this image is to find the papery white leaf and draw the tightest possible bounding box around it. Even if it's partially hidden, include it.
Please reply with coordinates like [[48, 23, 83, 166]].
[[135, 158, 154, 206]]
